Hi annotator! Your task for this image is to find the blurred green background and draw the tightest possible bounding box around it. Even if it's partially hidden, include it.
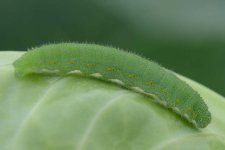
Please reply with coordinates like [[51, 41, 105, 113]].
[[0, 0, 224, 96]]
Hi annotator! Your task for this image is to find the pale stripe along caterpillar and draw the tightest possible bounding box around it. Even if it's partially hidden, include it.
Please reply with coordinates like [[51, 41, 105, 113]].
[[13, 43, 211, 128]]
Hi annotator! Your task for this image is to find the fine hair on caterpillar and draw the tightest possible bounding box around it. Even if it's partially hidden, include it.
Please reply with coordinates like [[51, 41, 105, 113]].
[[13, 43, 211, 128]]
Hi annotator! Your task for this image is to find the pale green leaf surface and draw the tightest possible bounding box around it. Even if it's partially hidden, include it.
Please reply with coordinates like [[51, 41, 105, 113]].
[[0, 52, 225, 150]]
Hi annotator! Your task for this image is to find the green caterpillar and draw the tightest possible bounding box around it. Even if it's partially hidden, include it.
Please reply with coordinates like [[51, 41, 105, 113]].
[[13, 43, 211, 128]]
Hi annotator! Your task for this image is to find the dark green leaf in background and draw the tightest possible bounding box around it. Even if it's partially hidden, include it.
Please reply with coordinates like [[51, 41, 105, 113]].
[[0, 0, 224, 96]]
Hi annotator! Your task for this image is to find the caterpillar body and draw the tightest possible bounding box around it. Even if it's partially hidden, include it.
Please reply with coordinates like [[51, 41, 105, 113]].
[[13, 43, 211, 128]]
